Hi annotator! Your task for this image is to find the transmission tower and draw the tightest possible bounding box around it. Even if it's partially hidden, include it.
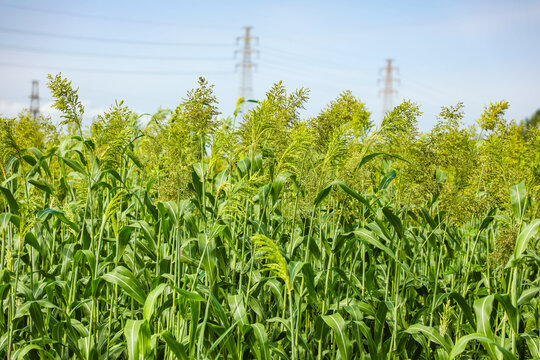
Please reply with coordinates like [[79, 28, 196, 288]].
[[236, 26, 258, 105], [29, 80, 40, 118], [379, 59, 399, 120]]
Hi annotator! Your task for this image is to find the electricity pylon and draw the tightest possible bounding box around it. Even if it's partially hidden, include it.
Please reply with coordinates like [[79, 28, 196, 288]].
[[236, 26, 258, 115], [29, 80, 40, 118], [379, 59, 399, 120]]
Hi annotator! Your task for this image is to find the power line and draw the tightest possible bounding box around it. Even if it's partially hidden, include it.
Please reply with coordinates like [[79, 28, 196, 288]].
[[260, 58, 371, 82], [0, 43, 234, 61], [261, 62, 369, 93], [261, 47, 372, 82], [400, 74, 457, 100], [261, 45, 367, 71], [0, 62, 234, 76], [261, 46, 345, 67], [0, 2, 236, 30], [0, 26, 234, 47]]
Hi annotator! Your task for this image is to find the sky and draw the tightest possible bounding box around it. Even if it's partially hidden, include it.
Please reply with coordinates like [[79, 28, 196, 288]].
[[0, 0, 539, 131]]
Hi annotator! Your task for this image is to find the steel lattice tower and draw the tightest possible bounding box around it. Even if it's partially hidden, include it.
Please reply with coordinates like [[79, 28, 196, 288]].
[[379, 59, 399, 120], [30, 80, 40, 119], [236, 26, 258, 103]]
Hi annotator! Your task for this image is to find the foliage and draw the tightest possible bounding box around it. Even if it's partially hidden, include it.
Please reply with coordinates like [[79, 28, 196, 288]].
[[137, 78, 220, 200], [0, 74, 538, 359], [0, 112, 57, 175], [91, 100, 140, 166], [47, 73, 85, 136], [520, 108, 540, 139], [239, 81, 309, 158], [380, 99, 422, 145], [477, 101, 509, 133], [310, 90, 372, 150]]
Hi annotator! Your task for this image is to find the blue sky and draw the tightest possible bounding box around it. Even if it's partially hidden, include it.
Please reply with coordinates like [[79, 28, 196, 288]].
[[0, 0, 539, 131]]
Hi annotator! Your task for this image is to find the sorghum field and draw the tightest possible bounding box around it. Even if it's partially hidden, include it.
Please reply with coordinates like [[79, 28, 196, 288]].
[[0, 74, 539, 359]]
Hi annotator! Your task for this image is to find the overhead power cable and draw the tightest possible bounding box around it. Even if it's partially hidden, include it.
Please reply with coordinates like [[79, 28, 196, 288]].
[[261, 46, 349, 68], [0, 62, 234, 76], [259, 59, 371, 82], [0, 2, 236, 30], [0, 43, 234, 61], [0, 26, 234, 47]]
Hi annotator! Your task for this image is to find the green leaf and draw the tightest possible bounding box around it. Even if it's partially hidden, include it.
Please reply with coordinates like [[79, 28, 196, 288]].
[[28, 179, 55, 195], [207, 320, 238, 355], [494, 294, 518, 334], [28, 302, 45, 335], [135, 220, 156, 251], [227, 294, 249, 329], [158, 201, 179, 225], [27, 147, 43, 159], [449, 333, 517, 360], [356, 320, 378, 357], [37, 208, 80, 232], [378, 170, 397, 191], [125, 320, 143, 360], [314, 180, 373, 212], [334, 181, 374, 213], [144, 191, 159, 220], [474, 295, 498, 359], [12, 344, 46, 360], [405, 324, 452, 353], [382, 207, 403, 239], [74, 250, 96, 277], [251, 323, 270, 360], [161, 331, 188, 359], [356, 152, 407, 171], [435, 169, 448, 183], [103, 266, 146, 305], [59, 156, 87, 175], [24, 232, 44, 258], [189, 300, 200, 358], [321, 313, 351, 360], [0, 186, 19, 214], [509, 182, 526, 221], [478, 209, 496, 233], [518, 287, 539, 306], [0, 212, 15, 230], [288, 261, 305, 286], [124, 320, 151, 360], [512, 219, 540, 264], [314, 182, 333, 207], [354, 228, 396, 260], [474, 295, 494, 337], [524, 333, 540, 359], [143, 283, 167, 321], [447, 292, 476, 329], [169, 285, 205, 302]]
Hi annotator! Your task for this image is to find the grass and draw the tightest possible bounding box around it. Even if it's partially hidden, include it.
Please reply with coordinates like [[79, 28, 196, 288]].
[[0, 78, 538, 359]]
